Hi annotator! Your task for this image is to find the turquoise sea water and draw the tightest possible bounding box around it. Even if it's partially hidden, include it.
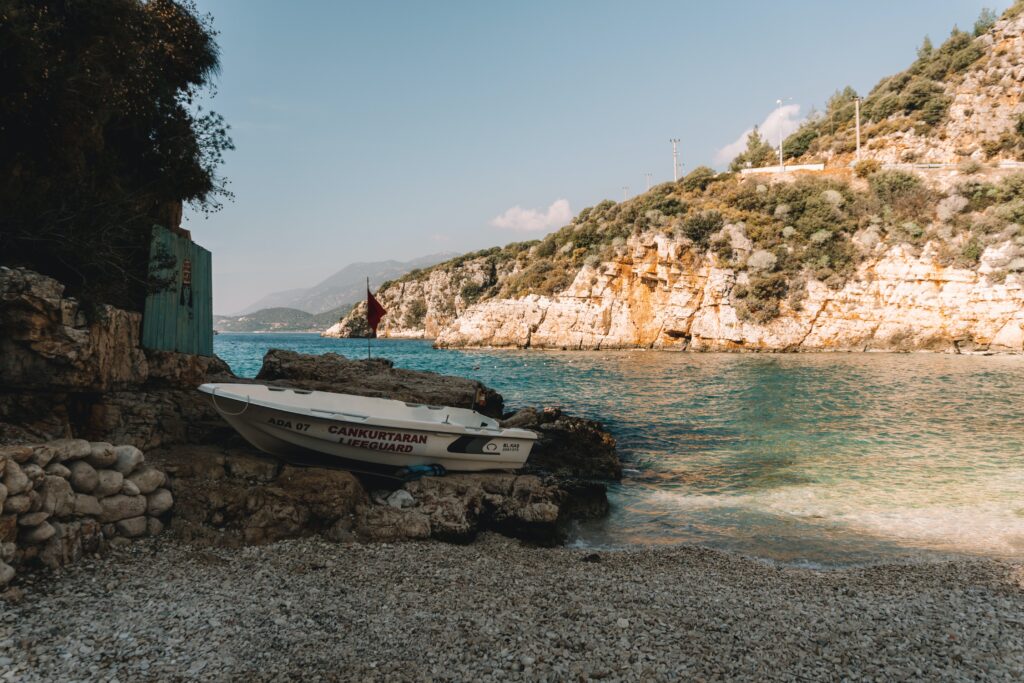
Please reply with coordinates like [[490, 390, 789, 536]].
[[215, 333, 1024, 566]]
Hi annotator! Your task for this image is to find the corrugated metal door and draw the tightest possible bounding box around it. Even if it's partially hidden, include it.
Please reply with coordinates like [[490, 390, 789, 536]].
[[141, 225, 213, 356]]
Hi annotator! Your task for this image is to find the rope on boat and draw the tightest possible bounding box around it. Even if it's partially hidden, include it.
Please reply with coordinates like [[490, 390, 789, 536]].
[[210, 386, 250, 416]]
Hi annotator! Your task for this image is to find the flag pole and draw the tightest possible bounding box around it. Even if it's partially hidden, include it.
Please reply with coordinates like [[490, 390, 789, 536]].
[[367, 277, 371, 360]]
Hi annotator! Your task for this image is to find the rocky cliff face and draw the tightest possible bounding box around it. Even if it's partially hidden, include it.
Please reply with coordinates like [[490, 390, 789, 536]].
[[324, 249, 523, 339], [437, 233, 1024, 352]]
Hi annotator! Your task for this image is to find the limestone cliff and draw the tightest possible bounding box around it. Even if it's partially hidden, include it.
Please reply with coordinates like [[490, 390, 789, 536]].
[[437, 234, 1024, 352]]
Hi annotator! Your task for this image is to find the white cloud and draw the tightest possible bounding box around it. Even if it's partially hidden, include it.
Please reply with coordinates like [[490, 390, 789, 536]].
[[713, 104, 804, 167], [491, 198, 572, 232]]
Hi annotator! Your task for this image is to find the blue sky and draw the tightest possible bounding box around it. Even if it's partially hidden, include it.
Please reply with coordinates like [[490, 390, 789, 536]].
[[191, 0, 1003, 313]]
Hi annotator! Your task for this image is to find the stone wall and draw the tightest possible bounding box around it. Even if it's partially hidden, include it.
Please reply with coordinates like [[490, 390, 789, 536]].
[[0, 440, 172, 596]]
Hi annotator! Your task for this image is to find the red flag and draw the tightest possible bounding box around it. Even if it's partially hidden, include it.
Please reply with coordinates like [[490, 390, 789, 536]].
[[367, 287, 386, 335]]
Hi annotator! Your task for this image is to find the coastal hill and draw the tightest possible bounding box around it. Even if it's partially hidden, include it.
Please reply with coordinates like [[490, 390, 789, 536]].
[[213, 305, 351, 333], [237, 253, 456, 315], [784, 3, 1024, 167], [327, 4, 1024, 353]]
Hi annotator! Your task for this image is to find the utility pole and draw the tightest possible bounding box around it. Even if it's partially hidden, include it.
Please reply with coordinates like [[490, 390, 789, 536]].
[[670, 139, 680, 181], [855, 97, 862, 162], [622, 185, 630, 201], [645, 172, 652, 192]]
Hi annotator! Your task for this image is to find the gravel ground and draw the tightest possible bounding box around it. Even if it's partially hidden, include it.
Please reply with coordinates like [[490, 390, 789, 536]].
[[2, 535, 1023, 682]]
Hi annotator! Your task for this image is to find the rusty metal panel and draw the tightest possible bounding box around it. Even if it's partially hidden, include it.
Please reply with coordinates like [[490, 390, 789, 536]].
[[141, 225, 213, 356]]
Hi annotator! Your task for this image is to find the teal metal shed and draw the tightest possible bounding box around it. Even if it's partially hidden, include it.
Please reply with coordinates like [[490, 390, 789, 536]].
[[141, 225, 213, 356]]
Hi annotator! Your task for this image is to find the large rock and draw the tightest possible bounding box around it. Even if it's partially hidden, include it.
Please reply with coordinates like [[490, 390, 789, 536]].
[[85, 443, 117, 469], [94, 470, 124, 498], [67, 461, 99, 493], [255, 350, 504, 418], [98, 494, 147, 523], [2, 461, 29, 496], [127, 467, 166, 495], [146, 489, 173, 516], [0, 268, 147, 391], [112, 445, 144, 474], [38, 475, 75, 517], [503, 407, 621, 480]]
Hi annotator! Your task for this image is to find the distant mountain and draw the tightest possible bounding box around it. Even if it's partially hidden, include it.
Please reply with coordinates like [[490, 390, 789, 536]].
[[214, 305, 353, 333], [237, 253, 458, 315]]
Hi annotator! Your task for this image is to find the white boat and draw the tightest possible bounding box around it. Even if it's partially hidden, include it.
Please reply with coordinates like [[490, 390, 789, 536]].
[[198, 383, 538, 472]]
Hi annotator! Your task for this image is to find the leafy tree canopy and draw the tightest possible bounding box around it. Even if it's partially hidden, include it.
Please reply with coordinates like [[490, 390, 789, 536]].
[[730, 126, 777, 171], [0, 0, 233, 308]]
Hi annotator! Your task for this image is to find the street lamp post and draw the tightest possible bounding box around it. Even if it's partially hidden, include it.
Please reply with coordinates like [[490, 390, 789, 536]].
[[776, 98, 792, 170], [670, 139, 680, 182]]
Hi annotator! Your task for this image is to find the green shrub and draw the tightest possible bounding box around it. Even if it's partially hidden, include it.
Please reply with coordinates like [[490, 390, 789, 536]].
[[680, 166, 717, 193], [920, 94, 951, 125], [734, 273, 789, 323], [869, 170, 923, 204], [855, 159, 882, 178], [961, 237, 984, 265], [679, 211, 724, 247], [651, 197, 687, 216], [974, 7, 998, 36], [403, 299, 428, 327], [783, 124, 818, 159]]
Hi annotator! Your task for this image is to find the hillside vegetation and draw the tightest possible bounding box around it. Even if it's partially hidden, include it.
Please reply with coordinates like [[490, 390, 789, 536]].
[[216, 306, 351, 333], [784, 3, 1024, 165], [332, 3, 1024, 337]]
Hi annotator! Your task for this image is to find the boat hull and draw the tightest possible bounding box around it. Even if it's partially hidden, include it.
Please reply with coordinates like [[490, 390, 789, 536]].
[[209, 394, 534, 472]]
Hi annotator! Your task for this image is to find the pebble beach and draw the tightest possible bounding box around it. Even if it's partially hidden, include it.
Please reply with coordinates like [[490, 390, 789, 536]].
[[3, 535, 1022, 682]]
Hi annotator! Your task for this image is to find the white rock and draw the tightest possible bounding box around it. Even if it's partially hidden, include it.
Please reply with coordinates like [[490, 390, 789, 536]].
[[127, 467, 166, 495], [73, 494, 102, 517], [94, 470, 124, 498], [39, 475, 75, 517], [2, 461, 29, 496], [18, 511, 50, 526], [48, 439, 92, 463], [386, 490, 416, 509], [98, 495, 147, 523], [113, 445, 144, 475], [20, 521, 55, 544], [146, 516, 164, 537], [115, 516, 147, 538], [68, 461, 99, 493], [121, 479, 140, 496], [0, 561, 13, 587], [0, 543, 14, 563], [3, 495, 30, 514], [146, 489, 173, 516], [44, 463, 71, 479], [85, 442, 117, 468]]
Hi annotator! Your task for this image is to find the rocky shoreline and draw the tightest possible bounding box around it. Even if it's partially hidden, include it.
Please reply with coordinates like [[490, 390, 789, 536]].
[[0, 267, 622, 593], [2, 534, 1022, 681]]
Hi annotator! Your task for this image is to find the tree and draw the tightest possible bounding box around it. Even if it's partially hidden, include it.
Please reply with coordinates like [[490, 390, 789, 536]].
[[0, 0, 233, 309], [917, 35, 934, 60], [729, 126, 777, 171], [974, 8, 998, 36]]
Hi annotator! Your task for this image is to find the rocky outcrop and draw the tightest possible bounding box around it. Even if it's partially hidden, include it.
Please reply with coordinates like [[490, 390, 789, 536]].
[[435, 234, 1024, 352], [155, 445, 607, 547], [0, 439, 172, 594], [324, 250, 518, 339], [256, 349, 504, 417], [503, 407, 620, 480], [0, 266, 233, 447]]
